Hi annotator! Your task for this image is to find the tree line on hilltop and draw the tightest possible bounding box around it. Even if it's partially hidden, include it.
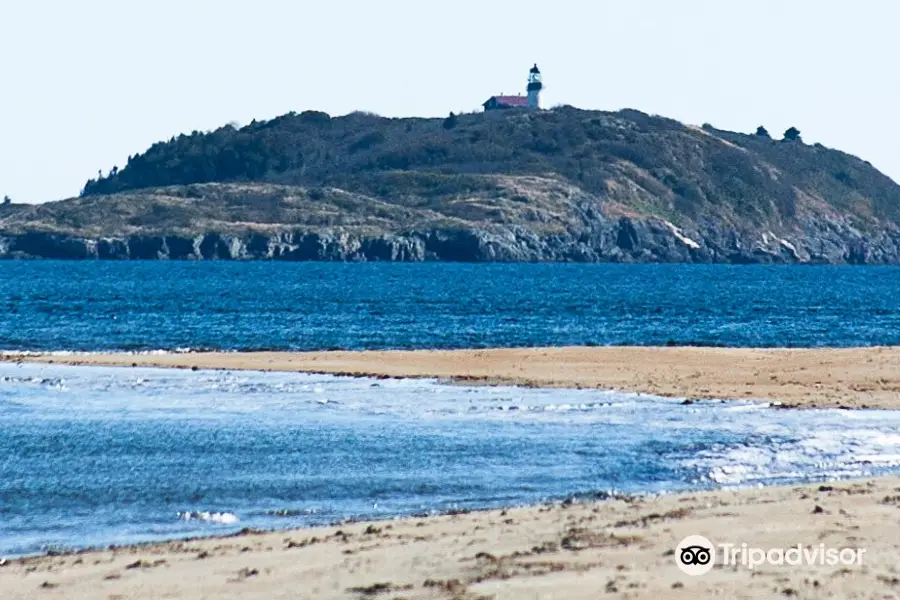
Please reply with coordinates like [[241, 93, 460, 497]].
[[74, 107, 896, 225]]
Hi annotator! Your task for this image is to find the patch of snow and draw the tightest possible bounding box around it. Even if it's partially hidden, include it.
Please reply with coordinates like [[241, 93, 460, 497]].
[[768, 231, 800, 258], [663, 221, 701, 249], [778, 238, 798, 254]]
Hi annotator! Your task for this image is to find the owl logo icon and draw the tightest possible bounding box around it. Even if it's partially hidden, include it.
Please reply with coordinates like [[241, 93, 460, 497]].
[[676, 535, 715, 576]]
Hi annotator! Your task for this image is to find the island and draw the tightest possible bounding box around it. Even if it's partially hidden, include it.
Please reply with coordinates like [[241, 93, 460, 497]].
[[3, 107, 899, 263]]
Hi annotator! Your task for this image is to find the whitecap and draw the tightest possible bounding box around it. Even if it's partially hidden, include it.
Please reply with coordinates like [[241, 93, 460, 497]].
[[178, 511, 239, 525]]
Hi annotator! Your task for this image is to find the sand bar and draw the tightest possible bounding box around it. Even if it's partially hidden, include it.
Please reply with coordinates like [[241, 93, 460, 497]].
[[3, 476, 900, 599], [9, 346, 900, 409]]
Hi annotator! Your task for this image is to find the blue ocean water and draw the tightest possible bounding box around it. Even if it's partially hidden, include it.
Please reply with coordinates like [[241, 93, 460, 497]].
[[0, 262, 899, 351], [3, 362, 900, 558], [2, 263, 900, 558]]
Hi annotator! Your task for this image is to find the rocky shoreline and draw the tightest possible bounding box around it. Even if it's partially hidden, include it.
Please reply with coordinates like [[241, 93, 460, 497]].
[[8, 106, 900, 265], [2, 216, 898, 263]]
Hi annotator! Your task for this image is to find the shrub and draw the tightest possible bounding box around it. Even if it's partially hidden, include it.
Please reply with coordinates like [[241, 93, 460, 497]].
[[783, 127, 802, 142], [442, 112, 458, 130]]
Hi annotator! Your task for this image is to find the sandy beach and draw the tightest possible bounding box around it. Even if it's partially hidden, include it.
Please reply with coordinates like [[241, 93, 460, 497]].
[[3, 476, 900, 600], [5, 346, 900, 599], [11, 345, 900, 409]]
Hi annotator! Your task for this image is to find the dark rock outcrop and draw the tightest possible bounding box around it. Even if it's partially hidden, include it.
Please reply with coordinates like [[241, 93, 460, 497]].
[[3, 215, 899, 263]]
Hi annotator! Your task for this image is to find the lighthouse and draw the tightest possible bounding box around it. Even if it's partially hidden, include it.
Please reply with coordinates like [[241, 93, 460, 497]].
[[482, 64, 545, 111], [527, 64, 543, 109]]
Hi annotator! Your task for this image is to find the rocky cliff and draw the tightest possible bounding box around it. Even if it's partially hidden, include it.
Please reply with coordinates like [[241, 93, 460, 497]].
[[4, 107, 900, 263], [1, 224, 893, 263]]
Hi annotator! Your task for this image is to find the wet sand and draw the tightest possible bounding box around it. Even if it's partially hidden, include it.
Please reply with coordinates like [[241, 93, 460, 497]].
[[10, 346, 900, 409], [3, 476, 900, 600]]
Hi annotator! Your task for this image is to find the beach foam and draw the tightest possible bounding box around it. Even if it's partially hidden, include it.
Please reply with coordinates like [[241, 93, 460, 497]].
[[178, 511, 240, 525]]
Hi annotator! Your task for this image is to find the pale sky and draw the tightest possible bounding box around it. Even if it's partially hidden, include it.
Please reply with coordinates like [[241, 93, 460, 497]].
[[2, 0, 898, 204]]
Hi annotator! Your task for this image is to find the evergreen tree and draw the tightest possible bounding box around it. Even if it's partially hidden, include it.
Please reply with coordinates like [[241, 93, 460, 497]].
[[442, 112, 458, 130], [756, 126, 771, 138], [783, 127, 802, 142]]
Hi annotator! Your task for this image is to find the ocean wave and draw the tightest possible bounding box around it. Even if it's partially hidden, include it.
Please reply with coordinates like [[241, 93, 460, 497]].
[[265, 508, 320, 518], [177, 511, 239, 525], [0, 375, 67, 390], [0, 347, 224, 358]]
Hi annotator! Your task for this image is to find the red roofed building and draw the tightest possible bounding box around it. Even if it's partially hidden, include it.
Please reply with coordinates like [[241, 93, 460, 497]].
[[482, 95, 530, 110], [483, 64, 543, 111]]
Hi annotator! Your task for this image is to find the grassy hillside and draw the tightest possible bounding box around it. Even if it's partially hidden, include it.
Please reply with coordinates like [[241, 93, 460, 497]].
[[4, 107, 900, 263], [76, 107, 900, 234]]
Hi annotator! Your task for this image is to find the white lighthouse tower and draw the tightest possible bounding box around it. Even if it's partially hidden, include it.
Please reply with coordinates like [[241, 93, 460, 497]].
[[527, 64, 543, 109]]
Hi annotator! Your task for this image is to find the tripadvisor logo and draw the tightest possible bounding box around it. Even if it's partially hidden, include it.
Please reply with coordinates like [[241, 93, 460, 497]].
[[676, 535, 715, 576], [675, 535, 866, 576]]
